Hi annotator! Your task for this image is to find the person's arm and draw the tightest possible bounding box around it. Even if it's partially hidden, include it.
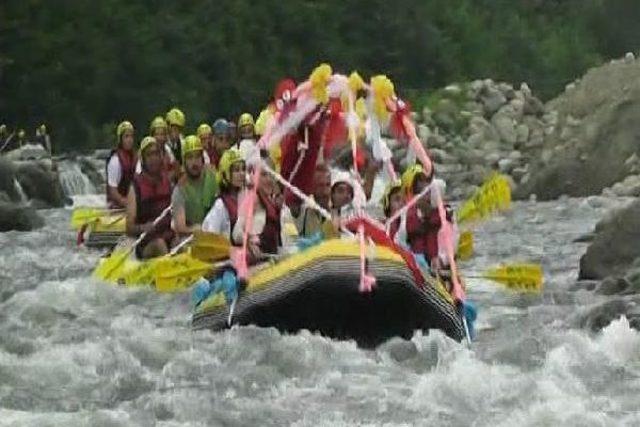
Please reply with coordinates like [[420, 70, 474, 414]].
[[363, 160, 381, 201], [106, 156, 128, 208], [126, 186, 138, 237]]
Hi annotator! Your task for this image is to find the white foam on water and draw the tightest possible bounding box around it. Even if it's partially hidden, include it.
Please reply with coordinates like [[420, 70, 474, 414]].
[[0, 200, 638, 426]]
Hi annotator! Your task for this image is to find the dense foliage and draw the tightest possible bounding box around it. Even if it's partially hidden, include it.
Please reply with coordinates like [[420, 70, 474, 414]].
[[1, 0, 639, 152]]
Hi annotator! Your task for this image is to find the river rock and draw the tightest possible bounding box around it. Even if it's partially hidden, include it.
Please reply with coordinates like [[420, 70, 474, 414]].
[[492, 112, 517, 145], [0, 159, 21, 202], [516, 59, 640, 200], [579, 199, 640, 280], [611, 174, 640, 197], [596, 276, 631, 296], [0, 202, 44, 232], [480, 86, 507, 116], [15, 161, 65, 208], [498, 158, 515, 174]]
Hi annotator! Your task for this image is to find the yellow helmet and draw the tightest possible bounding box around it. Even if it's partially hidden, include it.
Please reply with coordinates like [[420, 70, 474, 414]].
[[165, 108, 186, 127], [238, 113, 255, 128], [197, 123, 212, 139], [139, 136, 157, 155], [182, 134, 203, 159], [381, 180, 403, 216], [116, 120, 134, 142], [217, 148, 245, 187], [255, 107, 273, 136], [401, 164, 426, 197], [149, 116, 167, 134], [18, 129, 26, 138]]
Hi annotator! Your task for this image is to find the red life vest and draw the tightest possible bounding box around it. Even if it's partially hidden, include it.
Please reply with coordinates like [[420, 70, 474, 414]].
[[220, 191, 239, 239], [106, 148, 137, 208], [208, 148, 221, 169], [132, 172, 172, 225], [405, 205, 441, 262], [132, 171, 173, 252], [257, 190, 281, 254]]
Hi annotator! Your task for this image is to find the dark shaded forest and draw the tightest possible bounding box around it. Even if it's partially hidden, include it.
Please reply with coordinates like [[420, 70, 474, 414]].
[[1, 0, 640, 152]]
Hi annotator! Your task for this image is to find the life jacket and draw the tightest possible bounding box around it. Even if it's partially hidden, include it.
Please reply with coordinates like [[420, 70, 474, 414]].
[[257, 190, 282, 254], [405, 205, 441, 263], [179, 169, 218, 225], [220, 191, 239, 239], [132, 171, 173, 252], [106, 148, 137, 208], [133, 171, 172, 225]]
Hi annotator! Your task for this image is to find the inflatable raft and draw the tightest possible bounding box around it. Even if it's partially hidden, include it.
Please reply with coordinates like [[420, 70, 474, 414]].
[[192, 239, 465, 347]]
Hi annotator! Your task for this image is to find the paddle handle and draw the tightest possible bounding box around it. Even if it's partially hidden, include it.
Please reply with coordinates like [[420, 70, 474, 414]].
[[132, 205, 172, 248]]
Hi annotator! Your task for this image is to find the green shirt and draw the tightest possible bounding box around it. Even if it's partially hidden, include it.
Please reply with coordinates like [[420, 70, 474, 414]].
[[172, 169, 218, 226]]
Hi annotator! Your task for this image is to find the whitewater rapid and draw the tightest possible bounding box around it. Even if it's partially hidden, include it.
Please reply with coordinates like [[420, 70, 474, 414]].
[[1, 198, 639, 426]]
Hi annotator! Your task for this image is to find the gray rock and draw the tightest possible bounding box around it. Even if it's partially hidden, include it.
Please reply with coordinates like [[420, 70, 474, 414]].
[[485, 152, 502, 167], [511, 167, 529, 182], [596, 276, 630, 295], [0, 202, 44, 232], [498, 158, 515, 174], [480, 86, 507, 116], [523, 96, 545, 116], [625, 52, 635, 63], [516, 124, 530, 145], [492, 114, 517, 145], [579, 200, 640, 280], [520, 83, 532, 99], [15, 161, 65, 208]]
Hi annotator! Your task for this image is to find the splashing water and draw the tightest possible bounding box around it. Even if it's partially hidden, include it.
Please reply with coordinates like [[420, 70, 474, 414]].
[[0, 200, 639, 426], [58, 160, 97, 196]]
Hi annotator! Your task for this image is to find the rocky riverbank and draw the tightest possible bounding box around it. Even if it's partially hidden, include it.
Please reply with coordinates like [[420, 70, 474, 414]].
[[0, 146, 67, 231]]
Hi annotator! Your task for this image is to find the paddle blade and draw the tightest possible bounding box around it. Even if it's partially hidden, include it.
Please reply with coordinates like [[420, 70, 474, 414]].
[[191, 231, 231, 262], [71, 208, 104, 229], [457, 173, 511, 225], [482, 263, 543, 293], [93, 247, 132, 282], [457, 230, 474, 261], [153, 253, 214, 292]]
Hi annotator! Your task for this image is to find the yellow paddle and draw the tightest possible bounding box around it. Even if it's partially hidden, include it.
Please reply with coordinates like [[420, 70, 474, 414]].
[[457, 173, 511, 225], [71, 207, 124, 229], [190, 231, 231, 262], [457, 230, 474, 261], [455, 173, 512, 259], [93, 206, 171, 282], [466, 263, 543, 293]]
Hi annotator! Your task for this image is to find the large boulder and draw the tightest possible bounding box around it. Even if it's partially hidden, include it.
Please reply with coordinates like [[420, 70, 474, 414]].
[[516, 59, 640, 200], [579, 200, 640, 280], [0, 202, 44, 232], [15, 160, 65, 208], [0, 159, 21, 202]]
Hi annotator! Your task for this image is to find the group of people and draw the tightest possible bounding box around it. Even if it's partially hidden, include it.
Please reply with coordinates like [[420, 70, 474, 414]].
[[107, 107, 454, 275], [0, 123, 51, 154]]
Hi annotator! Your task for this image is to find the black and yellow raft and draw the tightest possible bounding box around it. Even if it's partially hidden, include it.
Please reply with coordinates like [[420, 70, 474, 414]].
[[192, 239, 465, 347]]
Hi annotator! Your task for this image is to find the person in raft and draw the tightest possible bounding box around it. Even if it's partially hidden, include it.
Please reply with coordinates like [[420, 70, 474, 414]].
[[202, 148, 246, 239], [171, 135, 219, 235], [321, 170, 356, 239], [206, 119, 231, 170], [380, 180, 405, 240], [291, 162, 332, 238], [232, 157, 282, 260], [126, 136, 174, 259], [106, 121, 136, 209], [165, 107, 186, 164], [399, 163, 452, 273]]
